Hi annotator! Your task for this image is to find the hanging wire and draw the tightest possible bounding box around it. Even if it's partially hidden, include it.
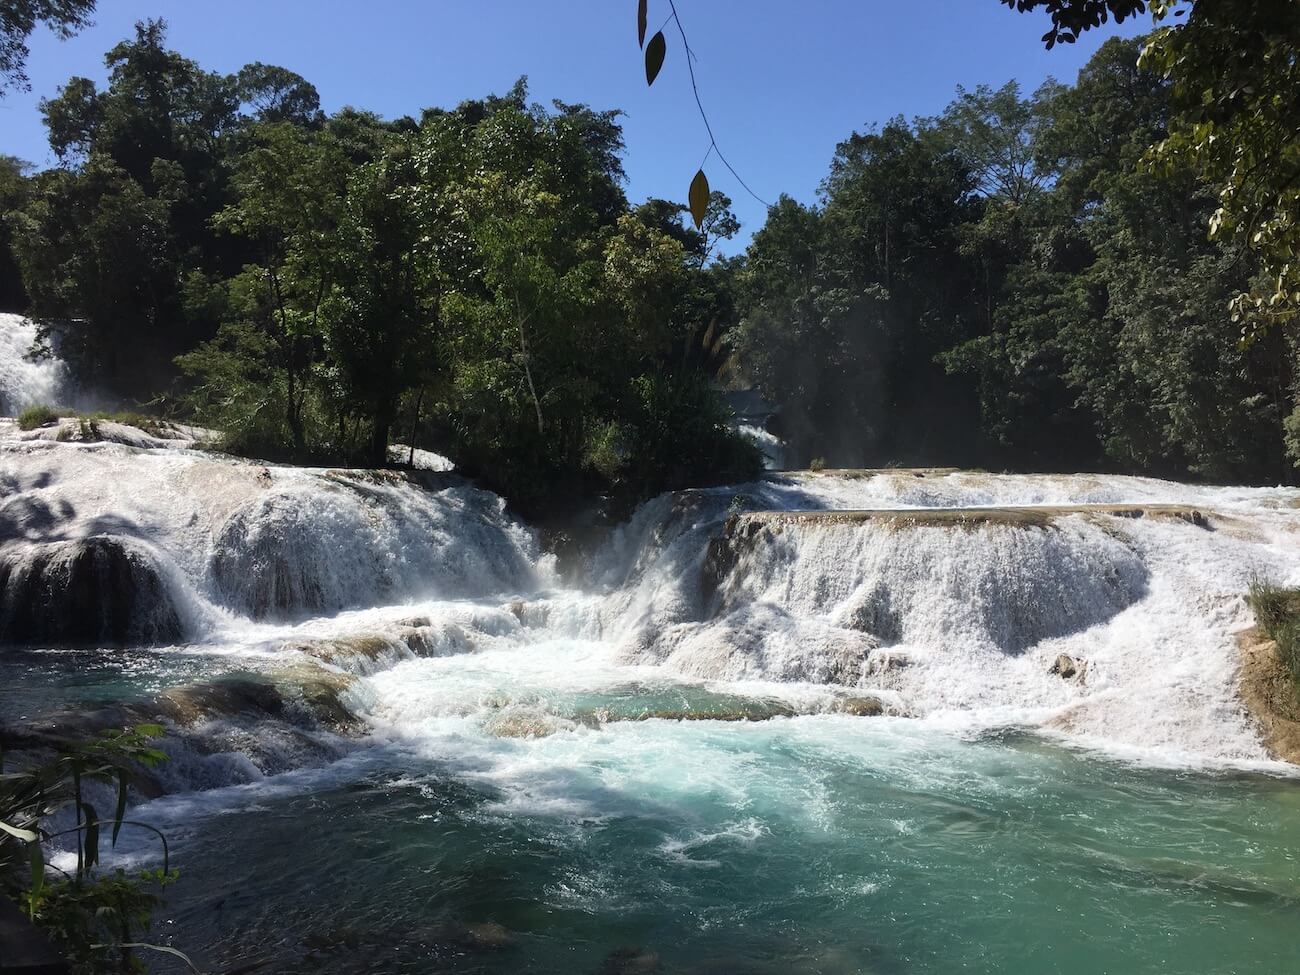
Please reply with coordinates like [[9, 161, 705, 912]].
[[663, 0, 772, 209]]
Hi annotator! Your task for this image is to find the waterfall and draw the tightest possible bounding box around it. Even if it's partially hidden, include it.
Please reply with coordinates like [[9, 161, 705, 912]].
[[0, 314, 66, 415], [5, 415, 1300, 784]]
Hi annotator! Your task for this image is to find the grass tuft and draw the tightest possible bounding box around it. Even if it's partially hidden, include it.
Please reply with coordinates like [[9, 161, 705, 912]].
[[14, 405, 176, 438], [1248, 578, 1300, 682], [16, 403, 60, 430]]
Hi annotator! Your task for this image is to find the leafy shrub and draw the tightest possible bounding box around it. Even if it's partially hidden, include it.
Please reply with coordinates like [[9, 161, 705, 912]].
[[17, 404, 59, 430], [809, 456, 827, 472], [586, 372, 763, 512], [0, 726, 193, 974]]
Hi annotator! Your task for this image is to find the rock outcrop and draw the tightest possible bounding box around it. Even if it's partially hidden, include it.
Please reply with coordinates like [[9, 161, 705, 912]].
[[1236, 627, 1300, 764], [0, 535, 183, 645]]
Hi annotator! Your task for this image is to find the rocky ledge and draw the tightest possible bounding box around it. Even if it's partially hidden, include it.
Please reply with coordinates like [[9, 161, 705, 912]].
[[1236, 627, 1300, 764]]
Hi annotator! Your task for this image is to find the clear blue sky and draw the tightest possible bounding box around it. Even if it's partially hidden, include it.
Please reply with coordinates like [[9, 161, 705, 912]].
[[0, 0, 1146, 254]]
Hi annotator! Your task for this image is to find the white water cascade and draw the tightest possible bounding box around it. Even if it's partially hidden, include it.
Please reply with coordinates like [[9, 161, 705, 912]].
[[4, 408, 1300, 769], [0, 313, 66, 415], [2, 324, 1299, 776]]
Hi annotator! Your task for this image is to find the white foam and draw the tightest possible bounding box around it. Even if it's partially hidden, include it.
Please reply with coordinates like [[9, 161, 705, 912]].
[[0, 314, 66, 415]]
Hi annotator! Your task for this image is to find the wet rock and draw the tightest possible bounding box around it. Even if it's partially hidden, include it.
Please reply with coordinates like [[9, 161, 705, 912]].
[[833, 696, 885, 717], [822, 639, 872, 686], [701, 517, 770, 605], [463, 921, 515, 948], [0, 535, 183, 646], [1236, 627, 1300, 763], [484, 705, 565, 739], [865, 649, 911, 676], [587, 697, 798, 724], [1050, 654, 1084, 680], [393, 614, 432, 629], [506, 599, 550, 627], [841, 585, 903, 643]]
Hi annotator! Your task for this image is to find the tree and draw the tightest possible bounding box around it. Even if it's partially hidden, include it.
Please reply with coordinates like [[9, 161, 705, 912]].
[[928, 80, 1059, 205], [323, 141, 439, 466], [1140, 0, 1300, 336], [0, 154, 30, 309], [939, 37, 1293, 480], [0, 0, 95, 92], [10, 157, 180, 389], [179, 122, 349, 452], [235, 62, 321, 126]]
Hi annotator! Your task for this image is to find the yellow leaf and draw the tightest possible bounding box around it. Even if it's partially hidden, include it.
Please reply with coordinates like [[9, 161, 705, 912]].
[[689, 169, 709, 230]]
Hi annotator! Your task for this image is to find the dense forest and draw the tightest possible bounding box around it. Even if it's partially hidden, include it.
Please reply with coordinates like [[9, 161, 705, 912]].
[[1, 8, 1297, 523]]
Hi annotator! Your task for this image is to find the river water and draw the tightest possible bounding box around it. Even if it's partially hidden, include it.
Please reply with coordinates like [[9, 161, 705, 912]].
[[2, 314, 1299, 974]]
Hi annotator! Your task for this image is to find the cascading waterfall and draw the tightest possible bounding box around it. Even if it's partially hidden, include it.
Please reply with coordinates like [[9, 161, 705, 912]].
[[5, 389, 1300, 972], [0, 313, 66, 415]]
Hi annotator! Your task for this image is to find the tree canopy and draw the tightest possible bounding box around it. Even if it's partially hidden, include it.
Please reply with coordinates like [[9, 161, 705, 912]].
[[0, 0, 95, 92]]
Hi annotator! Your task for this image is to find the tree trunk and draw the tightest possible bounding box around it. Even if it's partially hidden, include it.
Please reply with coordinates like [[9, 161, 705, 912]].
[[408, 388, 424, 467], [516, 301, 544, 435], [371, 397, 394, 468]]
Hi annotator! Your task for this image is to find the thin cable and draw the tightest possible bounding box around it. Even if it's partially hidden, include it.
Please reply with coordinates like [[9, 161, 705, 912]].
[[664, 0, 772, 209]]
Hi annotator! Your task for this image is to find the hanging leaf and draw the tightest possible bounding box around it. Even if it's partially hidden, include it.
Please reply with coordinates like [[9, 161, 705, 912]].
[[112, 768, 128, 846], [638, 0, 648, 48], [645, 31, 666, 86], [689, 169, 710, 230], [81, 801, 99, 870], [28, 841, 44, 905]]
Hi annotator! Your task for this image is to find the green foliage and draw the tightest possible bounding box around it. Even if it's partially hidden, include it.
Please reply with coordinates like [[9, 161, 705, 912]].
[[999, 0, 1148, 49], [1140, 1, 1300, 337], [1247, 579, 1300, 684], [583, 372, 762, 505], [736, 34, 1296, 482], [10, 29, 746, 513], [0, 0, 96, 92], [16, 402, 58, 429], [733, 118, 983, 469], [0, 726, 189, 974]]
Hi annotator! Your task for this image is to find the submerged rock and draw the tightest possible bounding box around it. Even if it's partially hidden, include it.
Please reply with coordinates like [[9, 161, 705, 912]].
[[597, 947, 662, 975], [484, 705, 570, 739], [0, 535, 182, 645]]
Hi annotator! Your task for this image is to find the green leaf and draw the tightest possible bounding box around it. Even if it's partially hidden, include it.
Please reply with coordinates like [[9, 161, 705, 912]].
[[638, 0, 648, 48], [81, 801, 100, 870], [689, 169, 710, 230], [645, 31, 666, 86], [112, 768, 128, 847], [28, 841, 44, 905]]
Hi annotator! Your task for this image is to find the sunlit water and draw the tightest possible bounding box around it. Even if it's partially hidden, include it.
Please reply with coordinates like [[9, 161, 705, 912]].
[[6, 618, 1300, 975]]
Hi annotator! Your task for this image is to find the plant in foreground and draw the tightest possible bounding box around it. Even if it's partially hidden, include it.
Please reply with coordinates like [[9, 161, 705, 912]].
[[0, 726, 202, 973], [1247, 578, 1300, 684]]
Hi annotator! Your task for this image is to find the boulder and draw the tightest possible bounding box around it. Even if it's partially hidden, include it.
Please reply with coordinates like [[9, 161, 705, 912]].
[[833, 696, 885, 717], [0, 536, 182, 646]]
